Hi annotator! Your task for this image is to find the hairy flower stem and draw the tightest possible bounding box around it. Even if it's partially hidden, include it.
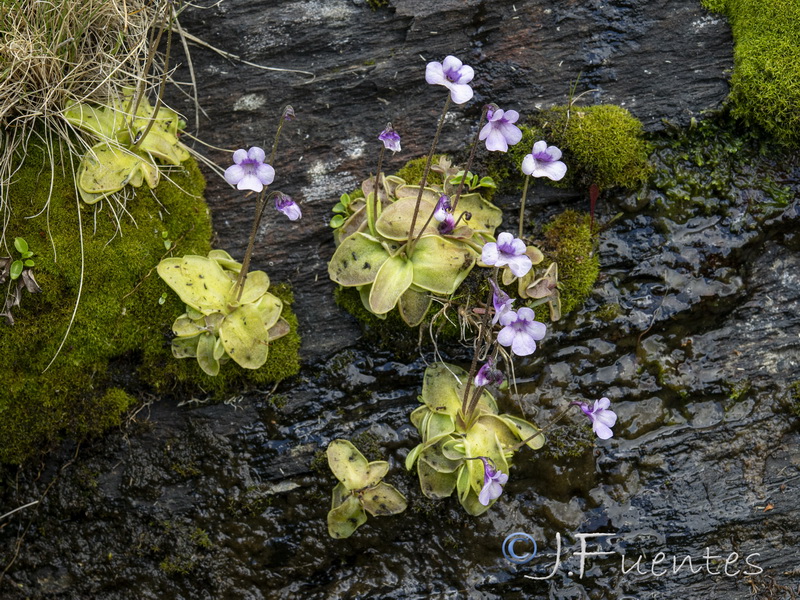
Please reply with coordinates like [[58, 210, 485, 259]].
[[231, 108, 292, 302], [461, 274, 499, 424], [518, 174, 531, 239], [510, 404, 577, 451], [268, 105, 294, 166], [450, 105, 489, 214], [409, 105, 489, 249], [133, 4, 175, 150], [369, 145, 386, 236], [406, 95, 451, 256]]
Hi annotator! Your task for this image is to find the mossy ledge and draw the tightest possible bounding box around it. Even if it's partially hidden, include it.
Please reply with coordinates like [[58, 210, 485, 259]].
[[496, 104, 652, 192], [702, 0, 800, 146], [0, 143, 299, 464]]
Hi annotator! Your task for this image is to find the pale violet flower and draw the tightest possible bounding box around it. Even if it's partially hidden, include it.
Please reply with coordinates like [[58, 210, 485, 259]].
[[497, 307, 546, 356], [379, 124, 401, 152], [479, 107, 523, 152], [433, 195, 451, 222], [224, 147, 275, 193], [275, 194, 302, 221], [489, 279, 514, 325], [433, 195, 456, 234], [521, 141, 567, 181], [481, 232, 532, 278], [475, 357, 504, 387], [425, 56, 474, 104], [478, 457, 508, 506], [574, 398, 617, 440]]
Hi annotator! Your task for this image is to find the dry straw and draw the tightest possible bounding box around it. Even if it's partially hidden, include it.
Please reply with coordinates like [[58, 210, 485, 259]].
[[0, 0, 163, 233]]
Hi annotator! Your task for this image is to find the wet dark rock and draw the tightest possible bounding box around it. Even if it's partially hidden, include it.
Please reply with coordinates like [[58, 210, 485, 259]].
[[3, 1, 800, 599]]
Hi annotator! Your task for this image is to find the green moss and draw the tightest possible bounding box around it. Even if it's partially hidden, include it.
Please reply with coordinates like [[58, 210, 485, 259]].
[[704, 0, 800, 146], [72, 388, 137, 437], [541, 210, 599, 315], [366, 0, 389, 9], [647, 114, 792, 223], [0, 142, 212, 463], [786, 381, 800, 418], [500, 105, 651, 191], [394, 154, 446, 187], [0, 141, 300, 464], [539, 422, 594, 460]]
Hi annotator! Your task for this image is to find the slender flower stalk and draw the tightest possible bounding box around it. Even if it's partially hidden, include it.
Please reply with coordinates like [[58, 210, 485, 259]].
[[518, 174, 531, 239], [370, 144, 386, 237], [406, 96, 451, 255], [231, 107, 294, 302], [449, 104, 490, 214], [409, 104, 489, 252]]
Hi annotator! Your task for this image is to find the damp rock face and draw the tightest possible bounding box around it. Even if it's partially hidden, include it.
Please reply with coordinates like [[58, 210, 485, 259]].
[[164, 0, 733, 359], [5, 2, 800, 600]]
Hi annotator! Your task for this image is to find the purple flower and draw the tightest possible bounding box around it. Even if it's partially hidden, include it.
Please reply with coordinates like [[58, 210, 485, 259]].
[[379, 124, 401, 152], [497, 307, 546, 356], [433, 195, 456, 234], [283, 105, 296, 121], [574, 398, 617, 440], [478, 457, 508, 506], [425, 56, 474, 105], [489, 279, 514, 325], [481, 232, 532, 278], [275, 194, 302, 221], [433, 195, 451, 222], [224, 147, 275, 193], [475, 357, 504, 387], [479, 107, 523, 152], [521, 141, 567, 181]]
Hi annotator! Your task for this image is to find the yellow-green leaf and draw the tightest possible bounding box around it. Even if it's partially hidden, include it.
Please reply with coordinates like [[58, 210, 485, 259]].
[[369, 254, 413, 314], [219, 304, 270, 369]]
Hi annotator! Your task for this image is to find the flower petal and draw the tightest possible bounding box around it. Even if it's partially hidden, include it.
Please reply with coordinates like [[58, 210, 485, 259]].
[[237, 174, 264, 193], [224, 164, 244, 186], [481, 242, 499, 265], [449, 83, 474, 104], [255, 163, 275, 185], [593, 421, 614, 440], [538, 160, 567, 181], [507, 254, 532, 278], [247, 146, 266, 163], [425, 62, 446, 86], [511, 332, 537, 356]]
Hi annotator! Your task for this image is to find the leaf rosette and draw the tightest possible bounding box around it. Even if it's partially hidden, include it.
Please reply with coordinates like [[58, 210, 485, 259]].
[[157, 250, 289, 376], [404, 362, 544, 515], [327, 159, 502, 326], [326, 439, 407, 538], [64, 91, 189, 204]]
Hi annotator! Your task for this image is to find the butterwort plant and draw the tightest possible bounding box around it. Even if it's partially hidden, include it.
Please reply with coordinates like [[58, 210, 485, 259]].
[[326, 439, 407, 538], [325, 53, 616, 525], [157, 106, 302, 376]]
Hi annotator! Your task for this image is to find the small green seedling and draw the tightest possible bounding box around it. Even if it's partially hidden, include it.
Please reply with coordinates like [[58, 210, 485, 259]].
[[1, 237, 42, 324]]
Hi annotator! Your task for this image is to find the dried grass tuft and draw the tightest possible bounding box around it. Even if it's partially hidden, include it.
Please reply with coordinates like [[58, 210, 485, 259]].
[[0, 0, 163, 240]]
